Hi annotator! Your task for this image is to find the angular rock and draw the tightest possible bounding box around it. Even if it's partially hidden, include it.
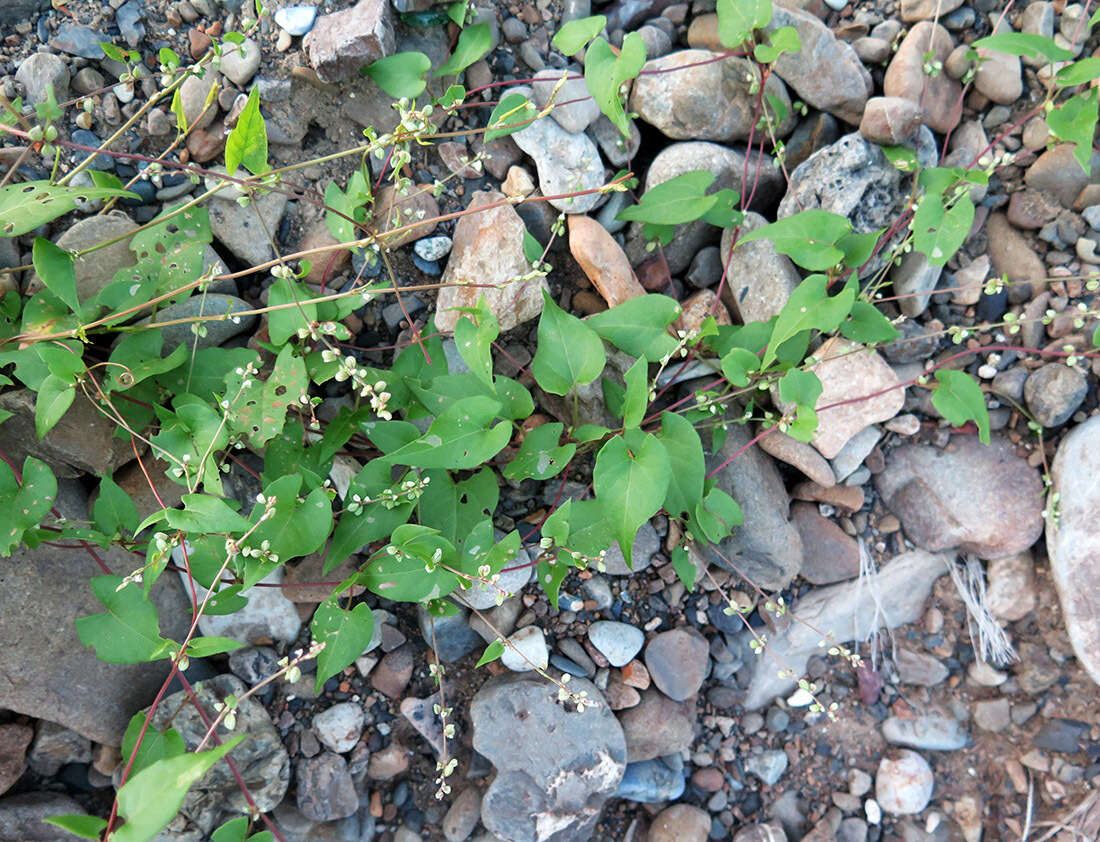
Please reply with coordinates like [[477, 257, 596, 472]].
[[313, 703, 365, 754], [142, 293, 257, 351], [986, 551, 1036, 622], [435, 190, 546, 334], [777, 133, 908, 278], [757, 428, 837, 487], [176, 562, 302, 645], [0, 388, 134, 478], [743, 550, 946, 709], [1047, 416, 1100, 685], [15, 52, 69, 106], [147, 675, 290, 835], [802, 337, 904, 459], [953, 254, 989, 306], [616, 758, 686, 803], [790, 502, 860, 584], [901, 0, 963, 21], [616, 688, 696, 762], [882, 715, 968, 750], [500, 625, 549, 672], [297, 752, 359, 822], [208, 190, 288, 266], [0, 543, 189, 746], [471, 674, 626, 842], [720, 212, 802, 324], [598, 520, 659, 575], [457, 545, 533, 610], [884, 22, 962, 134], [568, 214, 645, 308], [507, 94, 605, 214], [304, 0, 395, 84], [531, 66, 600, 134], [703, 421, 804, 590], [644, 628, 709, 702], [630, 51, 792, 141], [443, 786, 483, 842], [0, 792, 87, 841], [767, 2, 872, 124], [631, 142, 783, 274], [418, 603, 483, 662], [895, 648, 949, 686], [892, 251, 942, 318], [589, 114, 641, 168], [588, 621, 645, 667], [179, 67, 219, 131], [1025, 144, 1092, 208], [26, 722, 90, 777], [874, 436, 1044, 558], [0, 724, 32, 796]]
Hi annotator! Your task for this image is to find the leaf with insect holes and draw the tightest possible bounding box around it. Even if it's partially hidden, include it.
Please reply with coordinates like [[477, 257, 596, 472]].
[[912, 191, 973, 267], [531, 291, 606, 395], [485, 93, 538, 142], [94, 473, 140, 536], [225, 344, 307, 447], [32, 236, 79, 313], [593, 429, 670, 568], [717, 0, 772, 48], [312, 601, 375, 693], [113, 737, 244, 842], [0, 456, 56, 556], [363, 52, 432, 98], [224, 88, 268, 176], [75, 577, 173, 664], [504, 422, 576, 480], [552, 15, 607, 55], [435, 23, 493, 76], [0, 181, 138, 237], [932, 369, 990, 444]]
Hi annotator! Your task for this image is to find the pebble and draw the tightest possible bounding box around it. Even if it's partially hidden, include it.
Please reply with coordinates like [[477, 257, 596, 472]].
[[371, 645, 413, 699], [1023, 364, 1087, 427], [882, 715, 968, 751], [413, 235, 452, 263], [274, 4, 317, 36], [1026, 144, 1089, 208], [986, 551, 1037, 623], [758, 429, 836, 487], [973, 698, 1011, 733], [459, 547, 533, 610], [220, 38, 262, 87], [312, 703, 365, 754], [568, 214, 645, 308], [442, 787, 482, 842], [297, 752, 359, 822], [0, 724, 32, 795], [618, 688, 696, 762], [859, 96, 922, 145], [884, 22, 961, 133], [896, 648, 949, 686], [1032, 718, 1089, 754], [789, 502, 860, 585], [644, 628, 709, 701], [746, 750, 789, 786], [876, 750, 934, 815], [649, 803, 710, 842], [500, 625, 549, 672], [368, 741, 409, 779], [531, 66, 600, 134], [228, 646, 280, 685], [588, 621, 645, 667], [617, 757, 686, 803]]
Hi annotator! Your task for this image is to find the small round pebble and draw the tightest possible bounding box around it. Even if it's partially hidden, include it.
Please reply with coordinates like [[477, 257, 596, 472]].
[[500, 625, 549, 672], [648, 803, 710, 842], [587, 620, 645, 667], [414, 235, 453, 262], [1024, 363, 1087, 427], [644, 627, 709, 701], [274, 5, 317, 36], [876, 749, 934, 815], [312, 702, 365, 754]]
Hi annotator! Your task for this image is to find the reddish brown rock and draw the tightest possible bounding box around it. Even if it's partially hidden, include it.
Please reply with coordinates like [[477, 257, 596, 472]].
[[790, 502, 860, 584], [303, 0, 394, 84], [568, 214, 644, 308], [675, 288, 730, 334], [0, 723, 33, 796], [792, 481, 865, 512], [757, 428, 836, 487], [859, 96, 922, 145], [884, 22, 962, 134]]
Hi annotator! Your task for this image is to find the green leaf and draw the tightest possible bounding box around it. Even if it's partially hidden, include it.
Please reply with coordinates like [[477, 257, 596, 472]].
[[584, 33, 646, 137], [94, 473, 140, 536], [763, 274, 855, 368], [721, 347, 760, 387], [692, 487, 743, 542], [43, 816, 108, 839], [841, 301, 900, 344], [34, 374, 75, 439], [778, 368, 822, 407], [166, 494, 252, 534], [364, 51, 432, 98], [972, 32, 1072, 61], [621, 356, 649, 429], [737, 209, 852, 271], [572, 424, 611, 443], [593, 429, 670, 567], [267, 277, 318, 345], [1047, 87, 1099, 171], [105, 332, 188, 393], [312, 601, 375, 693], [484, 93, 538, 142], [537, 554, 573, 609], [453, 295, 499, 386], [837, 228, 883, 269], [113, 737, 244, 842], [212, 817, 276, 842], [435, 22, 492, 76], [186, 636, 244, 657], [75, 577, 172, 664], [476, 639, 505, 666], [226, 344, 308, 447], [362, 524, 460, 602], [32, 236, 79, 312], [121, 712, 186, 779], [552, 15, 607, 55], [224, 87, 268, 176], [386, 396, 511, 469], [0, 181, 138, 237], [912, 190, 973, 266], [617, 170, 717, 225], [657, 411, 705, 518], [670, 545, 696, 590], [503, 422, 576, 480], [932, 369, 990, 444], [1056, 57, 1100, 86], [753, 23, 799, 63], [717, 0, 772, 48], [531, 291, 606, 395], [0, 456, 57, 555], [247, 475, 333, 576], [586, 294, 680, 359]]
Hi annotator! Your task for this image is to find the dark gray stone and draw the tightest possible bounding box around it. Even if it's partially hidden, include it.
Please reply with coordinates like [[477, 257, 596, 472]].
[[297, 752, 359, 822]]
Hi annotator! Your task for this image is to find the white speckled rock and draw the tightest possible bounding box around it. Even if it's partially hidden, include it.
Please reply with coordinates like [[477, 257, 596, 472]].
[[876, 749, 934, 815], [312, 702, 365, 754]]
